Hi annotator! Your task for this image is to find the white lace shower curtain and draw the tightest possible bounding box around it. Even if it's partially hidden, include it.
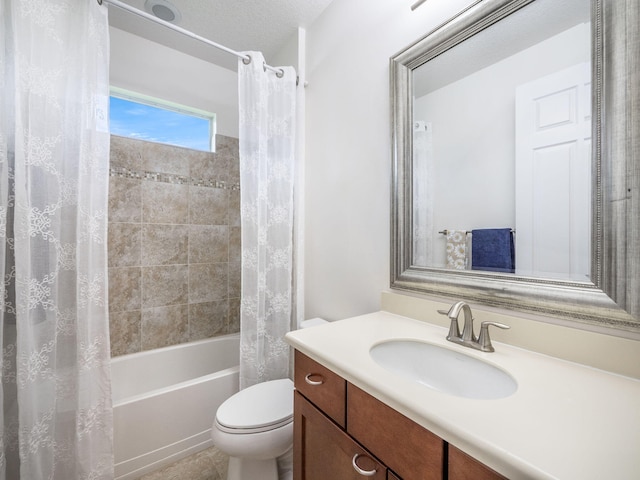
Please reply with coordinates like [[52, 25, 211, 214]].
[[238, 52, 296, 389], [0, 0, 113, 478], [412, 120, 434, 266]]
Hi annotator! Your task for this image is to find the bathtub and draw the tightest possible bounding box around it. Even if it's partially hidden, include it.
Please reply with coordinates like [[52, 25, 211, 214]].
[[111, 334, 239, 480]]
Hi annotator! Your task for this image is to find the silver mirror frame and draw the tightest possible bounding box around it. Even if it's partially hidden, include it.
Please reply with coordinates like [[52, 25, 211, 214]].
[[390, 0, 640, 333]]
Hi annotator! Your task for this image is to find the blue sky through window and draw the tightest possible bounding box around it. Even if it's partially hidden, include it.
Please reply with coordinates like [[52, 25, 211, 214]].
[[109, 96, 213, 152]]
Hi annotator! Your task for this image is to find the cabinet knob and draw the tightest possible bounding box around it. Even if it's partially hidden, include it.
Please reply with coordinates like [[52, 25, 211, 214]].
[[352, 453, 377, 477], [304, 373, 324, 386]]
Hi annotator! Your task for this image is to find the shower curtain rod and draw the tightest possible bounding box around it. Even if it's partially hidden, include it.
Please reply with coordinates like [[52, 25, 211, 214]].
[[98, 0, 285, 78]]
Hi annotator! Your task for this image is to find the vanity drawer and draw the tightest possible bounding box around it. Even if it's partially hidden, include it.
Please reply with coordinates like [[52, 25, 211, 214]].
[[347, 383, 444, 480], [294, 350, 346, 427]]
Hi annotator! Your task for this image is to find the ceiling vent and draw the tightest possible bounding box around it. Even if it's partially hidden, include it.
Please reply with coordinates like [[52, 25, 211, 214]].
[[144, 0, 182, 24]]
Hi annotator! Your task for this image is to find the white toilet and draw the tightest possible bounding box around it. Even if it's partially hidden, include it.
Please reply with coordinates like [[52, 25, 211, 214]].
[[211, 378, 294, 480], [211, 318, 327, 480]]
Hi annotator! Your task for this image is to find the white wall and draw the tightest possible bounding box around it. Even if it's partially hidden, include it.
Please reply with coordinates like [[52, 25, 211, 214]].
[[109, 27, 239, 138], [303, 0, 477, 320]]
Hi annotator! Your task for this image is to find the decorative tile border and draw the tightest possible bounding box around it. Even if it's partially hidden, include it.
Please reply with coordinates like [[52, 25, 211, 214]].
[[109, 166, 240, 190]]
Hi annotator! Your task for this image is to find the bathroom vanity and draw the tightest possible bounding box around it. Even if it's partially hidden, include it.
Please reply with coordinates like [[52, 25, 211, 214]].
[[285, 312, 640, 479], [294, 350, 504, 479]]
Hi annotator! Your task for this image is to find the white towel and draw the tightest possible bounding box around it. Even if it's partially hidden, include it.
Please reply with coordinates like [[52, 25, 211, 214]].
[[446, 230, 467, 270]]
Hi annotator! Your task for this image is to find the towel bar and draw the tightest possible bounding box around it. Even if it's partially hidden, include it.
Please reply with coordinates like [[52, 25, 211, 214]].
[[438, 229, 516, 235]]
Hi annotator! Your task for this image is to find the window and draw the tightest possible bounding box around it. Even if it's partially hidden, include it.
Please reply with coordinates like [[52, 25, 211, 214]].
[[109, 88, 216, 152]]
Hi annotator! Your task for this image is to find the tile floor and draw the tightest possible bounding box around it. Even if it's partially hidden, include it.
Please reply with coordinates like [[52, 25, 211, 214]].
[[138, 447, 228, 480]]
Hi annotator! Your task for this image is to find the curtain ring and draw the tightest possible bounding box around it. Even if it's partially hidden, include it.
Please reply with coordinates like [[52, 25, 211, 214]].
[[97, 0, 103, 5], [263, 62, 267, 72], [276, 69, 285, 78], [242, 54, 251, 65]]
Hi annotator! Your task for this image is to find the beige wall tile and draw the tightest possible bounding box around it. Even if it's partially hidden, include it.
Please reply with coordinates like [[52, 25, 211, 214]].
[[142, 224, 189, 266], [109, 310, 141, 356], [228, 227, 241, 264], [228, 297, 240, 334], [110, 135, 143, 170], [189, 263, 228, 303], [228, 262, 241, 299], [228, 190, 240, 227], [108, 223, 141, 267], [109, 177, 142, 223], [189, 186, 228, 225], [142, 265, 189, 307], [142, 304, 189, 350], [189, 301, 228, 341], [189, 225, 228, 264], [216, 135, 239, 184], [142, 141, 190, 176], [189, 148, 228, 182], [142, 182, 189, 224], [109, 267, 141, 312]]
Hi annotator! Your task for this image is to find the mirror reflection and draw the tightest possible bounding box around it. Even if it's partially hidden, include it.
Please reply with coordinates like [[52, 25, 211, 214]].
[[411, 0, 591, 282]]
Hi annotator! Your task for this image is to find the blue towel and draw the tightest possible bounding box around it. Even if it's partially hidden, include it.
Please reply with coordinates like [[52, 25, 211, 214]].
[[471, 228, 515, 273]]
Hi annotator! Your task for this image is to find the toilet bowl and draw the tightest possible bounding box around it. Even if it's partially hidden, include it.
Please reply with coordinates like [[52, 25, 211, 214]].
[[211, 378, 294, 480]]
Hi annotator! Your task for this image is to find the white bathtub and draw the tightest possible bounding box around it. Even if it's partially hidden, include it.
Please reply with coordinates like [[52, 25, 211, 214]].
[[111, 334, 240, 480]]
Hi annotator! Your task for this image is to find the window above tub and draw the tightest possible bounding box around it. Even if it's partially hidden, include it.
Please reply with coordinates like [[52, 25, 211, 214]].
[[109, 87, 216, 152]]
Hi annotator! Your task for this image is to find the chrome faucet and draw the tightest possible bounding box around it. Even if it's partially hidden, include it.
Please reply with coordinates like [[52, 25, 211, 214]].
[[438, 301, 509, 352]]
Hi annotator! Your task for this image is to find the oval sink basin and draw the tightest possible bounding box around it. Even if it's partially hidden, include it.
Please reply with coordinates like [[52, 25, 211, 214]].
[[370, 340, 517, 400]]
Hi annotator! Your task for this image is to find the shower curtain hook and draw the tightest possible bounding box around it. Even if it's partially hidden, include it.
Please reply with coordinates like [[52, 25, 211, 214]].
[[97, 0, 103, 5], [276, 69, 285, 78], [242, 54, 251, 65]]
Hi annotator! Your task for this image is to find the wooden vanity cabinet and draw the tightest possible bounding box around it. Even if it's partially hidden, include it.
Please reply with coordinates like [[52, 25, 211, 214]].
[[293, 350, 504, 480], [448, 446, 507, 480]]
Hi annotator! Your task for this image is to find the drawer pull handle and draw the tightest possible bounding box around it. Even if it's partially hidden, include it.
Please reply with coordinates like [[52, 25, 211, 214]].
[[304, 373, 324, 386], [352, 454, 377, 476]]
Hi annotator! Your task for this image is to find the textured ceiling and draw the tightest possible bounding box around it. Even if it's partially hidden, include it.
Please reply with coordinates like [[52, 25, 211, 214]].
[[107, 0, 335, 70]]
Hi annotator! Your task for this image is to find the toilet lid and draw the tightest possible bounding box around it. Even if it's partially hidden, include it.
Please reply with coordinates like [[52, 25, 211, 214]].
[[216, 378, 294, 433]]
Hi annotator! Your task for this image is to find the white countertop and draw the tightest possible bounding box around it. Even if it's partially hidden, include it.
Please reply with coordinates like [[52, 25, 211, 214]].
[[285, 311, 640, 480]]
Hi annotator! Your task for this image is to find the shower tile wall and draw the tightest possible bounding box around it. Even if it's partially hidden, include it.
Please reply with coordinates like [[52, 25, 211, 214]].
[[108, 135, 241, 357]]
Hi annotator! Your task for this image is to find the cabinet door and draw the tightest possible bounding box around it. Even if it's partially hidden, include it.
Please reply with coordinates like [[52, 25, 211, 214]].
[[294, 392, 386, 480], [448, 446, 507, 480], [347, 384, 444, 480]]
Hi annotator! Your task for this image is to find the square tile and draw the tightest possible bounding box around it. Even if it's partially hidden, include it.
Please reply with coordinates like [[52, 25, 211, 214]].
[[108, 223, 141, 267], [189, 225, 228, 264], [109, 267, 141, 312], [142, 265, 189, 307], [189, 186, 228, 225], [142, 182, 189, 224], [142, 224, 189, 266], [142, 304, 189, 350], [189, 301, 228, 341], [189, 263, 228, 303], [109, 310, 141, 356]]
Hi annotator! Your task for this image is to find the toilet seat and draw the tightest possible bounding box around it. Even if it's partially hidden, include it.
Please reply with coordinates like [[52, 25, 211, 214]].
[[215, 378, 294, 434]]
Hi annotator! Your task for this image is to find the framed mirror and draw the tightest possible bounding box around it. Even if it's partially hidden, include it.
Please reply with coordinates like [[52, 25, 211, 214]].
[[390, 0, 640, 333]]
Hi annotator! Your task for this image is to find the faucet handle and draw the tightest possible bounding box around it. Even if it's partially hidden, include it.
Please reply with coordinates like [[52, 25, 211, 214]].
[[438, 309, 461, 340], [478, 322, 510, 352]]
